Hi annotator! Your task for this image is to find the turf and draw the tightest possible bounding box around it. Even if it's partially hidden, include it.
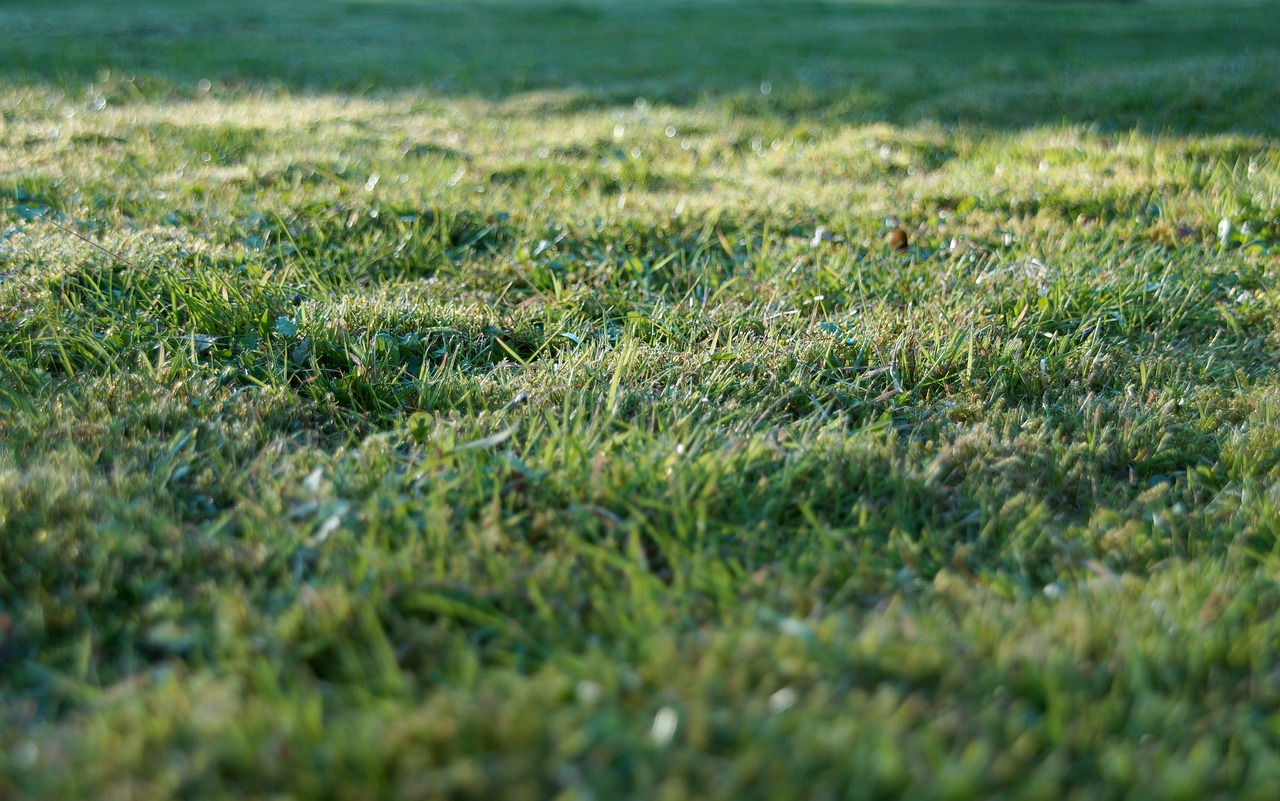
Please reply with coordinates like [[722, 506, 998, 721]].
[[2, 0, 1280, 798]]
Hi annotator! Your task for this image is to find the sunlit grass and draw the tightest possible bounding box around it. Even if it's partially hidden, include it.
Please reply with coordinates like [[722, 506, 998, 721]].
[[2, 1, 1280, 799]]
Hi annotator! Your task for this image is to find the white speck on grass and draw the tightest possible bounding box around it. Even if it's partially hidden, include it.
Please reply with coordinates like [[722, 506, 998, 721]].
[[651, 706, 678, 746], [778, 617, 811, 639], [14, 741, 38, 769], [811, 226, 834, 247], [1218, 217, 1232, 244], [191, 334, 216, 353], [303, 467, 325, 494], [364, 173, 380, 192], [314, 514, 342, 543], [768, 687, 797, 713], [576, 680, 602, 705]]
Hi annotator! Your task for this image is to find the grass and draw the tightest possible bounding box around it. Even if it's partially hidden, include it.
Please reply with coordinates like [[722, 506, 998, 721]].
[[2, 0, 1280, 797]]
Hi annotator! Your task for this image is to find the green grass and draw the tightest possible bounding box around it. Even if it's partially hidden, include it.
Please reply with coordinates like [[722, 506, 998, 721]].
[[2, 0, 1280, 798]]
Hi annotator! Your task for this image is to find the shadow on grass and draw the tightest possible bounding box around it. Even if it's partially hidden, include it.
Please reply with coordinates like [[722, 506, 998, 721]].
[[1, 0, 1277, 135]]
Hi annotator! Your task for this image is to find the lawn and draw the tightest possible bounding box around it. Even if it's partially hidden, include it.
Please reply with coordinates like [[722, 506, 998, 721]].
[[2, 0, 1280, 798]]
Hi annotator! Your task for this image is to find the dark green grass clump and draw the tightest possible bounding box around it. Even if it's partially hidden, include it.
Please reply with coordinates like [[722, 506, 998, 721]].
[[2, 1, 1280, 799]]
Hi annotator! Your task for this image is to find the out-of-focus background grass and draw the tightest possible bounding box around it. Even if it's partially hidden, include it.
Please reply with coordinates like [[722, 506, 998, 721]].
[[2, 0, 1278, 133]]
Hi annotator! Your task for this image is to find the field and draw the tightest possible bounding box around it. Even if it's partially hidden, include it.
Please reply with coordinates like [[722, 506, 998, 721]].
[[2, 0, 1280, 797]]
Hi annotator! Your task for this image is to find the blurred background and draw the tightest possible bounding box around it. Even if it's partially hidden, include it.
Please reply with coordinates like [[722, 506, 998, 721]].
[[1, 0, 1277, 134]]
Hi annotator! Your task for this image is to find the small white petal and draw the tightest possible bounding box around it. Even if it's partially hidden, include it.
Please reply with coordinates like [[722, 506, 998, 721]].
[[651, 707, 678, 746]]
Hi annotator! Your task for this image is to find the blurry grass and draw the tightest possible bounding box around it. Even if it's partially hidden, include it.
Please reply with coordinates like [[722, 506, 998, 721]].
[[2, 1, 1280, 799], [1, 0, 1279, 132]]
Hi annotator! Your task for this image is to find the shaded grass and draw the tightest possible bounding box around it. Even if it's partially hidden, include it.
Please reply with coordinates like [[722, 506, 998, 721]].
[[3, 0, 1280, 135]]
